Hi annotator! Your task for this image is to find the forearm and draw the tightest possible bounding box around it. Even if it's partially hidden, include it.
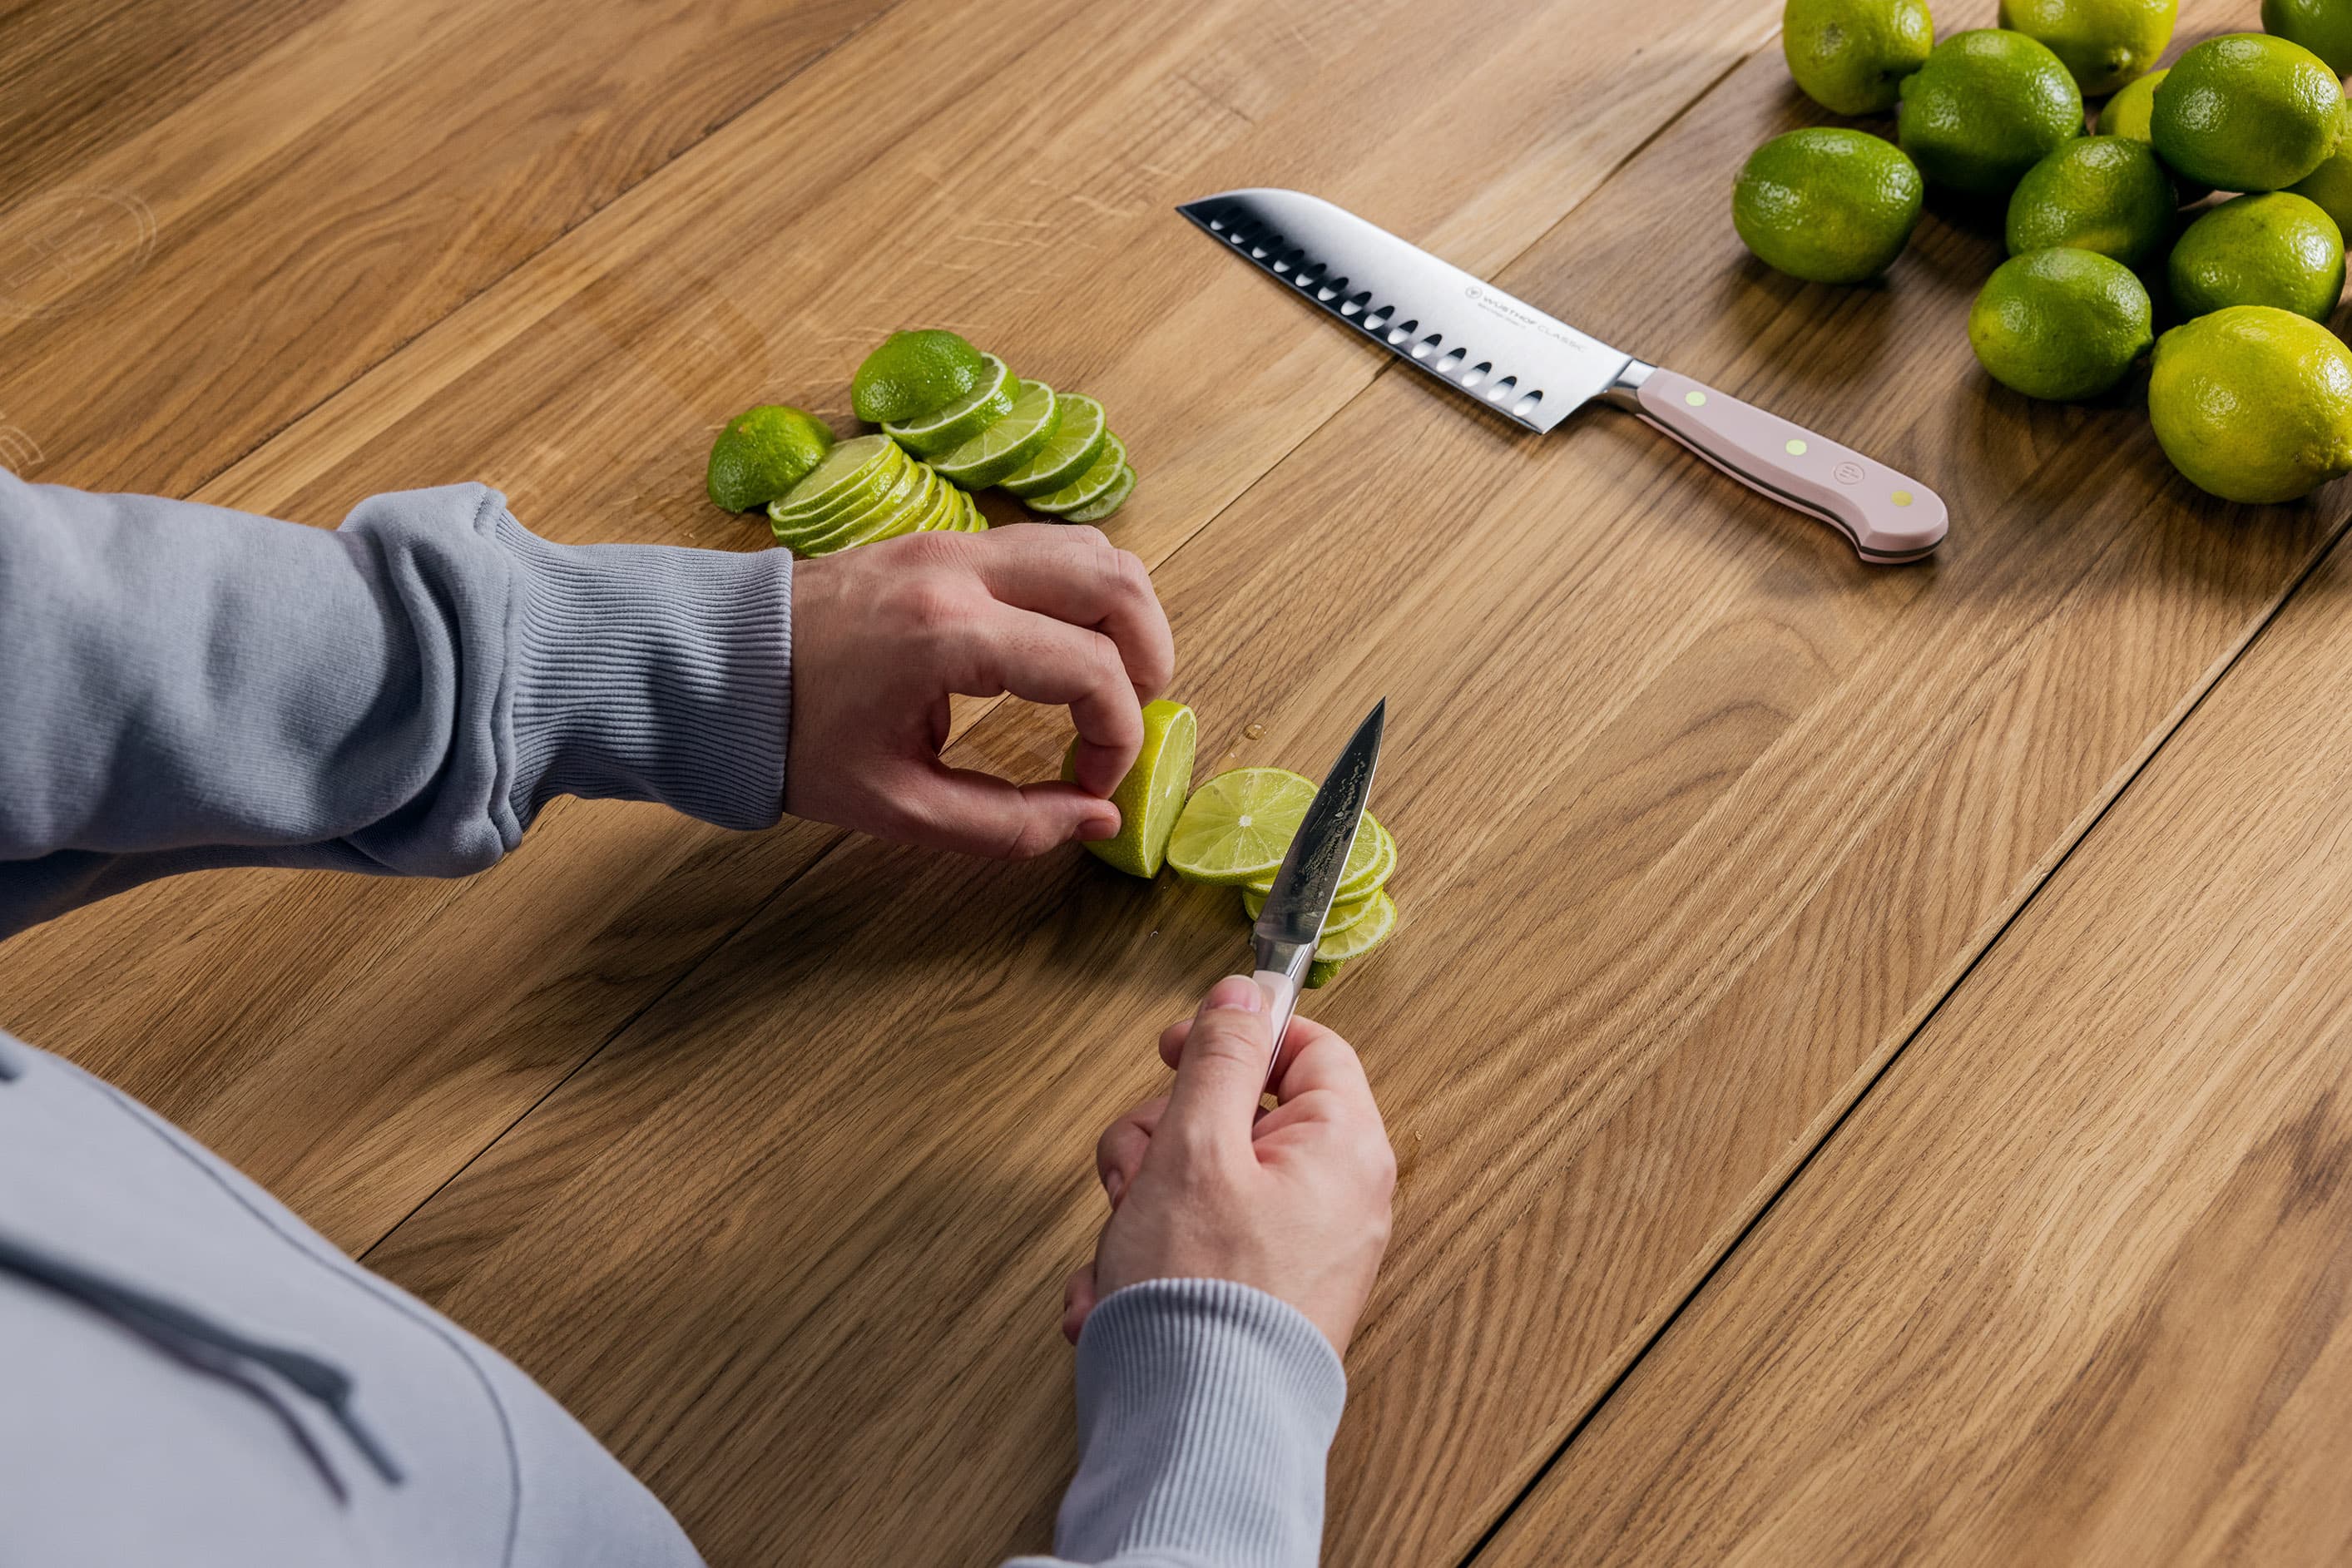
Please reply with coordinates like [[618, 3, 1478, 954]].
[[1008, 1280, 1346, 1568], [0, 473, 793, 935]]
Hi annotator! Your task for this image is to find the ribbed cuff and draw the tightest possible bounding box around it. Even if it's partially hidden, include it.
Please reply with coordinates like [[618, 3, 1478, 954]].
[[1058, 1279, 1346, 1568], [494, 512, 793, 831]]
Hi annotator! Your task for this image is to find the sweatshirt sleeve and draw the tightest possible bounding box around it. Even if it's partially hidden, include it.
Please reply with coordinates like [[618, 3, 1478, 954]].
[[0, 472, 793, 936], [1004, 1280, 1347, 1568]]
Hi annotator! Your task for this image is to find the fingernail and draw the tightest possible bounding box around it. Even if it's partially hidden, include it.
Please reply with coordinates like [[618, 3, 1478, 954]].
[[1078, 809, 1119, 842], [1203, 974, 1264, 1014]]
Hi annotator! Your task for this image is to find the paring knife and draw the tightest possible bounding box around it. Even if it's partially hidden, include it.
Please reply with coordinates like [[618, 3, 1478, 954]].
[[1251, 697, 1385, 1081], [1177, 188, 1948, 565]]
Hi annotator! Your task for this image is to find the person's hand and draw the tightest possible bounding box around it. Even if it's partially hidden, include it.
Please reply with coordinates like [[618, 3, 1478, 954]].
[[1062, 975, 1396, 1354], [785, 524, 1174, 858]]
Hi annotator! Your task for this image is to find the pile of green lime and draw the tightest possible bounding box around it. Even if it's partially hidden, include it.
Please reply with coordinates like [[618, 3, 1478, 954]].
[[701, 328, 1137, 556], [1736, 0, 2352, 504], [1067, 704, 1403, 989]]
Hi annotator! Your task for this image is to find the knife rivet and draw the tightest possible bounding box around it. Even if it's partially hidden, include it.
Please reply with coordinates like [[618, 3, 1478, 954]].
[[1683, 390, 1707, 407], [1891, 489, 1914, 507], [1784, 438, 1807, 456]]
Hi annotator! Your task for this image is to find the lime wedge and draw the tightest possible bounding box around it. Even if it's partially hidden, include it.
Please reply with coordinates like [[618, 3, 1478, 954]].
[[1166, 767, 1318, 884], [884, 353, 1016, 458], [1062, 699, 1196, 878], [1054, 462, 1134, 523], [1240, 884, 1380, 937], [791, 458, 931, 556], [1002, 394, 1108, 497], [769, 434, 902, 520], [938, 380, 1062, 489], [1243, 812, 1394, 903], [1026, 433, 1126, 517]]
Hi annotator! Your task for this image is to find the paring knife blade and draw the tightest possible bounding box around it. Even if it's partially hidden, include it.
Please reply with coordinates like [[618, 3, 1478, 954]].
[[1177, 187, 1948, 565], [1250, 697, 1385, 1081]]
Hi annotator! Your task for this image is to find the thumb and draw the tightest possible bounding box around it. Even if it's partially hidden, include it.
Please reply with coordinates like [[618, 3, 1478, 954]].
[[1162, 976, 1274, 1150]]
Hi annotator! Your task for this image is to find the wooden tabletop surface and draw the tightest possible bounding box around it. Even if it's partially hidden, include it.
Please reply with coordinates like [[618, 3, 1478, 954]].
[[5, 0, 2348, 1562]]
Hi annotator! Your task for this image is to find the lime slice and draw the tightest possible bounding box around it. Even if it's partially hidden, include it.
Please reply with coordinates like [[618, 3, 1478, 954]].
[[1062, 699, 1196, 878], [899, 467, 966, 537], [960, 490, 989, 531], [1307, 890, 1396, 963], [1166, 767, 1318, 884], [884, 353, 1016, 458], [790, 458, 930, 556], [826, 461, 943, 554], [1305, 957, 1344, 989], [1002, 394, 1108, 497], [1240, 884, 1380, 938], [769, 434, 902, 519], [1026, 433, 1126, 516], [1054, 463, 1134, 524], [852, 329, 986, 424], [1243, 812, 1394, 903], [707, 403, 834, 512], [937, 380, 1061, 489]]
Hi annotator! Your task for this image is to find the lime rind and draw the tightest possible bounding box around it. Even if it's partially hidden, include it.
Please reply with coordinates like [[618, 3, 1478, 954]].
[[852, 329, 987, 424], [789, 458, 931, 556], [770, 434, 902, 517], [1067, 700, 1197, 878], [884, 354, 1016, 458], [1053, 463, 1135, 523], [707, 404, 835, 512], [1002, 394, 1108, 497], [1027, 433, 1127, 516], [827, 462, 943, 554], [938, 380, 1062, 489], [1166, 767, 1319, 884]]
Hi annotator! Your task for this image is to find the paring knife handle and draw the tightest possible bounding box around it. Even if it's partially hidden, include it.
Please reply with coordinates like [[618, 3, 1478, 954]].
[[1253, 947, 1312, 1088], [1606, 364, 1948, 564]]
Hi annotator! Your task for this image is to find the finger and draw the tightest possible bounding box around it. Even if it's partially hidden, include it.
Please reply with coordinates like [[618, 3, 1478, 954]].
[[898, 767, 1118, 858], [957, 605, 1141, 795], [1062, 1261, 1098, 1344], [1270, 1021, 1379, 1119], [1159, 1015, 1191, 1071], [1161, 975, 1277, 1156], [1163, 1010, 1340, 1079], [967, 526, 1175, 701], [1095, 1096, 1167, 1205]]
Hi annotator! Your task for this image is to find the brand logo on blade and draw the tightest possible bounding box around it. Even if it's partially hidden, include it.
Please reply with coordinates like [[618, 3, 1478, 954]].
[[1463, 282, 1588, 351]]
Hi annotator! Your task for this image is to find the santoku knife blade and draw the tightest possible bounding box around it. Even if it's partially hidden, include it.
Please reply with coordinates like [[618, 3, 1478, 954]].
[[1178, 187, 1947, 564]]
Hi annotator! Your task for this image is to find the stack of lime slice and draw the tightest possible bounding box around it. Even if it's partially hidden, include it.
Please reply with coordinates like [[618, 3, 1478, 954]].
[[765, 433, 983, 555], [1163, 765, 1403, 989]]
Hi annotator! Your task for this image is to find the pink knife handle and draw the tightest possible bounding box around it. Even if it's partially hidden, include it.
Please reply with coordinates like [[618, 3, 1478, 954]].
[[1615, 366, 1947, 564]]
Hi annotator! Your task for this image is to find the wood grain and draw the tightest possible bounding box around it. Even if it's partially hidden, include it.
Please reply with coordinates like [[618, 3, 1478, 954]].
[[1478, 536, 2352, 1568], [0, 0, 1785, 1251], [0, 0, 887, 493], [350, 5, 2352, 1563]]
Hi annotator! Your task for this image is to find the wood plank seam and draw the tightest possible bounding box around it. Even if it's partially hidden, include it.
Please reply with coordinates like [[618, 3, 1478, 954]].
[[1455, 508, 2352, 1567], [352, 25, 1787, 1271]]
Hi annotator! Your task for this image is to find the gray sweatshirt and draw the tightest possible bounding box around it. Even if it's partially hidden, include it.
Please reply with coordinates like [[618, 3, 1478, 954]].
[[0, 472, 1343, 1566]]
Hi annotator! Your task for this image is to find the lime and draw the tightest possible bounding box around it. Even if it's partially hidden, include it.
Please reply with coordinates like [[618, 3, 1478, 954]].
[[1732, 129, 1925, 284], [852, 329, 986, 424], [2265, 0, 2352, 76], [2289, 106, 2352, 232], [2169, 192, 2346, 322], [1166, 768, 1318, 884], [883, 463, 963, 542], [882, 353, 1018, 458], [1898, 31, 2085, 196], [937, 379, 1061, 488], [1001, 393, 1109, 497], [1308, 890, 1397, 964], [2005, 136, 2176, 266], [2151, 34, 2344, 193], [1305, 958, 1345, 990], [1240, 884, 1382, 938], [1026, 433, 1128, 516], [1243, 813, 1396, 904], [2149, 305, 2352, 501], [768, 433, 902, 517], [1998, 0, 2176, 94], [2097, 67, 2166, 139], [829, 462, 944, 555], [1062, 699, 1196, 878], [1969, 249, 2153, 400], [1782, 0, 1934, 114], [785, 456, 931, 556], [706, 404, 835, 512], [1054, 464, 1136, 524], [953, 489, 989, 532]]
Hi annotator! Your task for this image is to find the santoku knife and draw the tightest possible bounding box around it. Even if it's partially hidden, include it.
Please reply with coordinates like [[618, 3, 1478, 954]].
[[1178, 188, 1947, 564], [1251, 697, 1384, 1081]]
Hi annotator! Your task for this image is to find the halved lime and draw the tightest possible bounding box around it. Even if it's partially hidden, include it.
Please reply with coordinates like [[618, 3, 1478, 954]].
[[1240, 884, 1380, 937], [853, 329, 986, 424], [769, 434, 902, 519], [938, 380, 1062, 489], [1055, 463, 1134, 523], [1166, 767, 1318, 884], [790, 458, 931, 556], [707, 403, 834, 512], [884, 353, 1016, 458], [1026, 433, 1127, 517], [1002, 394, 1108, 497], [1244, 811, 1394, 903], [1062, 699, 1196, 878]]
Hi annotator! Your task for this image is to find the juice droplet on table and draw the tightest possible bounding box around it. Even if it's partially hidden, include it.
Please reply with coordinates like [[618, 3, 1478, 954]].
[[1243, 723, 1265, 739]]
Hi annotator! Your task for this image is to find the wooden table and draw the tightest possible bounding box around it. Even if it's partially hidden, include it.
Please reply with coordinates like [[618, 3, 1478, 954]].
[[6, 1, 2349, 1561]]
